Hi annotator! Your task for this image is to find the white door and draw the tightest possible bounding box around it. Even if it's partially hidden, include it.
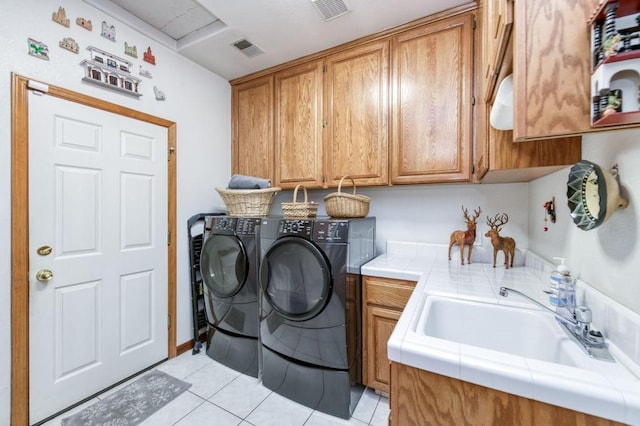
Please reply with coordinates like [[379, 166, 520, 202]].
[[28, 92, 169, 423]]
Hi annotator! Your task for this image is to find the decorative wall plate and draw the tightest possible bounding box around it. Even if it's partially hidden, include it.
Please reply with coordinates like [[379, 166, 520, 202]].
[[567, 160, 628, 231]]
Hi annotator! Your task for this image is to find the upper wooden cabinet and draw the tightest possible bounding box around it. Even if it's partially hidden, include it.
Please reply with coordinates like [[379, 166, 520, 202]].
[[230, 4, 478, 187], [513, 0, 600, 141], [391, 12, 475, 184], [323, 41, 389, 187], [274, 60, 324, 188], [232, 75, 274, 180], [475, 0, 582, 183], [273, 41, 390, 189]]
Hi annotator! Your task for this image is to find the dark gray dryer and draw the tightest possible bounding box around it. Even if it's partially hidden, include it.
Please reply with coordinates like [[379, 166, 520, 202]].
[[259, 217, 375, 419], [200, 216, 261, 377]]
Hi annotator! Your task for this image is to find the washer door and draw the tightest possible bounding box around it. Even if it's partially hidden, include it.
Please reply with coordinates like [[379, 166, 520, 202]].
[[201, 232, 248, 299], [260, 236, 332, 321]]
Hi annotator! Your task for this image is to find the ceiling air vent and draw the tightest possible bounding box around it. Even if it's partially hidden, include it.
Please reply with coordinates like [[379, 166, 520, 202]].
[[232, 38, 263, 57], [310, 0, 350, 21]]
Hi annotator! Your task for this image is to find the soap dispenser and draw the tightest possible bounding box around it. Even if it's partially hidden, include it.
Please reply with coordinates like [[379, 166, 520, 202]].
[[549, 257, 568, 307], [557, 263, 576, 319]]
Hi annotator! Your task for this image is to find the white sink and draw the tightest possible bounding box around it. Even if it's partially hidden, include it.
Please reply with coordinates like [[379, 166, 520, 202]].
[[414, 295, 583, 367]]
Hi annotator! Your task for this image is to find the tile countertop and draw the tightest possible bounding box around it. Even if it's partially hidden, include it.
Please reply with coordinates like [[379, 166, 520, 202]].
[[361, 245, 640, 425]]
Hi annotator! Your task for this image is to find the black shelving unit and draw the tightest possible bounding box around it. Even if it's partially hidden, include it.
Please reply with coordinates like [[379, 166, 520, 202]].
[[187, 212, 224, 354]]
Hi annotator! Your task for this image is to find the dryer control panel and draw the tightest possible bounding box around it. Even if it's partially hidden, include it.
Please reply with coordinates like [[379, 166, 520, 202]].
[[236, 218, 261, 235], [313, 221, 349, 243], [278, 219, 313, 238]]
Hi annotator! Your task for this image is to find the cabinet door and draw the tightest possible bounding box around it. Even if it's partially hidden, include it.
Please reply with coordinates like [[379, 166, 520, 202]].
[[324, 40, 389, 187], [362, 276, 416, 393], [391, 12, 474, 184], [232, 75, 274, 180], [363, 305, 401, 393], [275, 61, 324, 188], [483, 0, 513, 101], [513, 0, 600, 140]]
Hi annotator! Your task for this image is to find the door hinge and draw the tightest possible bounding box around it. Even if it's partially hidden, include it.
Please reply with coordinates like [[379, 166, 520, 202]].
[[471, 96, 476, 106], [27, 80, 49, 94], [323, 65, 328, 73], [472, 15, 477, 30], [167, 314, 171, 330], [167, 231, 171, 245]]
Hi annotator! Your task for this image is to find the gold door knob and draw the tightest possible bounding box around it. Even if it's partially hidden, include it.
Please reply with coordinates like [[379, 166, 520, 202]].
[[36, 269, 53, 282]]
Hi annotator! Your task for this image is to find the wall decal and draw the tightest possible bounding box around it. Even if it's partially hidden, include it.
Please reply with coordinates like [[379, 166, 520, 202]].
[[101, 21, 116, 42], [154, 86, 166, 101], [80, 46, 142, 97], [143, 47, 156, 65], [124, 42, 137, 58], [52, 7, 70, 27], [543, 197, 556, 232], [76, 17, 92, 31], [139, 66, 152, 78], [28, 38, 49, 60], [59, 37, 79, 54]]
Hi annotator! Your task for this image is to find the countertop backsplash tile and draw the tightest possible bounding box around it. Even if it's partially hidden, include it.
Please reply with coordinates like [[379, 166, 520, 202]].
[[525, 251, 640, 370]]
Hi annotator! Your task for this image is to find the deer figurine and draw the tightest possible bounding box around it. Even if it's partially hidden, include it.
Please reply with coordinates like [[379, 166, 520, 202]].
[[485, 213, 516, 269], [448, 206, 482, 265]]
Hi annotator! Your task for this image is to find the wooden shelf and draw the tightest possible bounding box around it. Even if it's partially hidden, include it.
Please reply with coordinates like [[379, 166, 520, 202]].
[[592, 110, 640, 126], [594, 49, 640, 70]]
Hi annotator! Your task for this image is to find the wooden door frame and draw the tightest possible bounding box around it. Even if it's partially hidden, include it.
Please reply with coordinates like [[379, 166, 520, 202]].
[[10, 73, 178, 425]]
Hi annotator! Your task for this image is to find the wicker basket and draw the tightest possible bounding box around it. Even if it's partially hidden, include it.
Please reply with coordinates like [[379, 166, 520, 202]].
[[281, 185, 319, 218], [324, 176, 370, 218], [215, 186, 281, 217]]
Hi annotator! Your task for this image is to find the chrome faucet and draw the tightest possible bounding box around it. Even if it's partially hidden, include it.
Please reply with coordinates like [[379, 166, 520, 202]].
[[499, 287, 614, 362]]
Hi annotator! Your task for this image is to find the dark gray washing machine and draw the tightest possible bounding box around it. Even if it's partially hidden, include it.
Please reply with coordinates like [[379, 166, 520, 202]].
[[200, 216, 261, 377], [259, 217, 375, 419]]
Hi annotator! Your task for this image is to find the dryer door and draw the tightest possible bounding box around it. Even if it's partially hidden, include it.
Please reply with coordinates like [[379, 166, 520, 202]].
[[201, 232, 248, 299], [260, 236, 331, 322]]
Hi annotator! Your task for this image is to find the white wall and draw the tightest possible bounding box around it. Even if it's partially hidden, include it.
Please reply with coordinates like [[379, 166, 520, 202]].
[[270, 182, 530, 259], [529, 128, 640, 315], [0, 1, 230, 423]]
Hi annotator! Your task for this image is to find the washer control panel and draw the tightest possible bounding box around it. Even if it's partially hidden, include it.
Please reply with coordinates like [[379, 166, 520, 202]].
[[210, 217, 237, 231], [278, 219, 313, 238], [313, 220, 349, 243]]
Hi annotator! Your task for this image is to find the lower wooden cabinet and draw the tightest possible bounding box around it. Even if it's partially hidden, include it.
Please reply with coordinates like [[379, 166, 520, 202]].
[[390, 362, 623, 426], [362, 276, 416, 393]]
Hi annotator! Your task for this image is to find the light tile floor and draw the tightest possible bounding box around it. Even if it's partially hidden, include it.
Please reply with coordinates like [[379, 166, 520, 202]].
[[43, 350, 390, 426]]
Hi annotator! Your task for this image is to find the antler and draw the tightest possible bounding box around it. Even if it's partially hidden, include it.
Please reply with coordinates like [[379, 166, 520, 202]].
[[463, 205, 482, 223], [487, 213, 509, 230]]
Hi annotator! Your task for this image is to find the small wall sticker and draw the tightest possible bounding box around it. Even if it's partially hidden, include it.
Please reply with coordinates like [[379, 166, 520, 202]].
[[101, 21, 116, 42], [124, 42, 137, 58], [139, 66, 152, 79], [153, 86, 166, 101], [59, 37, 79, 54], [52, 7, 70, 27], [76, 17, 93, 31], [143, 47, 156, 65], [28, 38, 49, 60], [80, 46, 142, 97]]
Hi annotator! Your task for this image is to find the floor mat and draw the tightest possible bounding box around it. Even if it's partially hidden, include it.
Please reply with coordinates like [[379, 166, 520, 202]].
[[61, 370, 191, 425]]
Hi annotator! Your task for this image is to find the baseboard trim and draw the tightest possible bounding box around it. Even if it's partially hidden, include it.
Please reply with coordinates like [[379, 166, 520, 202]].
[[176, 334, 207, 356]]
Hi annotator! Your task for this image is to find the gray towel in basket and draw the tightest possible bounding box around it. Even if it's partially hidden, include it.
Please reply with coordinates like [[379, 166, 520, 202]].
[[228, 174, 272, 189]]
